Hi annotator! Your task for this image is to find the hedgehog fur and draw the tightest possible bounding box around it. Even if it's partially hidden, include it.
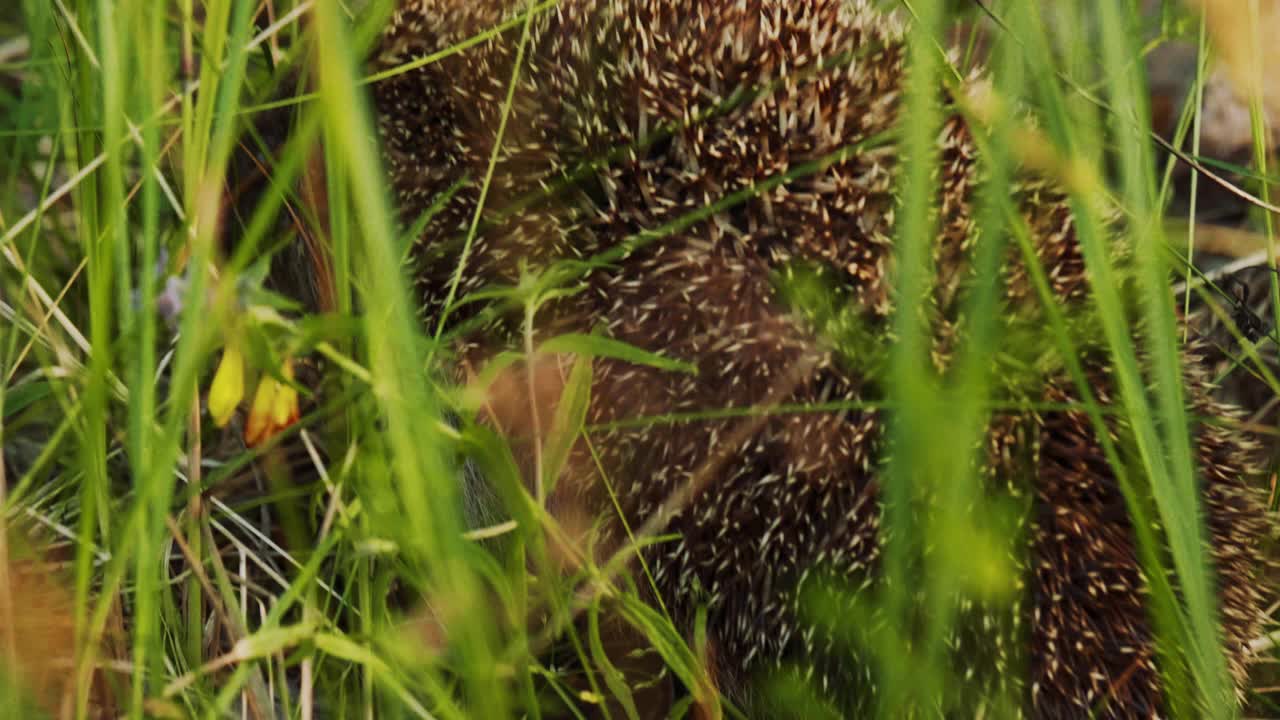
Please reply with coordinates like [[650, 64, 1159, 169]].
[[370, 0, 1271, 716]]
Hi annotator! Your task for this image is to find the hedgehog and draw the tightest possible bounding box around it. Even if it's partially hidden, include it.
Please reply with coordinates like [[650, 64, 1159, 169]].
[[368, 0, 1272, 715]]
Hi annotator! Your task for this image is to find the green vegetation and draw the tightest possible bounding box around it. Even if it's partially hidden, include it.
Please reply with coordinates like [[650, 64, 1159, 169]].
[[0, 0, 1276, 718]]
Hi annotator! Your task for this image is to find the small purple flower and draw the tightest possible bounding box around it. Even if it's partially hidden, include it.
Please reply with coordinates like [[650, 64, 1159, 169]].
[[155, 275, 188, 325]]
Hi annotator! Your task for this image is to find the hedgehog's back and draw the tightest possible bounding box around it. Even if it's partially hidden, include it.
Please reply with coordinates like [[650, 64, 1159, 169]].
[[372, 0, 1270, 715]]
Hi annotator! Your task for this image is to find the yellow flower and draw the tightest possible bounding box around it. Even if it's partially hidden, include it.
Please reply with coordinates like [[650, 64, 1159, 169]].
[[244, 358, 300, 446], [208, 343, 245, 427]]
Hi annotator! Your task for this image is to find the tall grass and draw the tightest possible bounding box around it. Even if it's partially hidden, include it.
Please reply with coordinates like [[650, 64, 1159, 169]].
[[0, 0, 1275, 718]]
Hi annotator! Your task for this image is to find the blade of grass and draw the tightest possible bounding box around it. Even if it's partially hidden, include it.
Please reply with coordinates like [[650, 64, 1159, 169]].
[[311, 0, 507, 715]]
